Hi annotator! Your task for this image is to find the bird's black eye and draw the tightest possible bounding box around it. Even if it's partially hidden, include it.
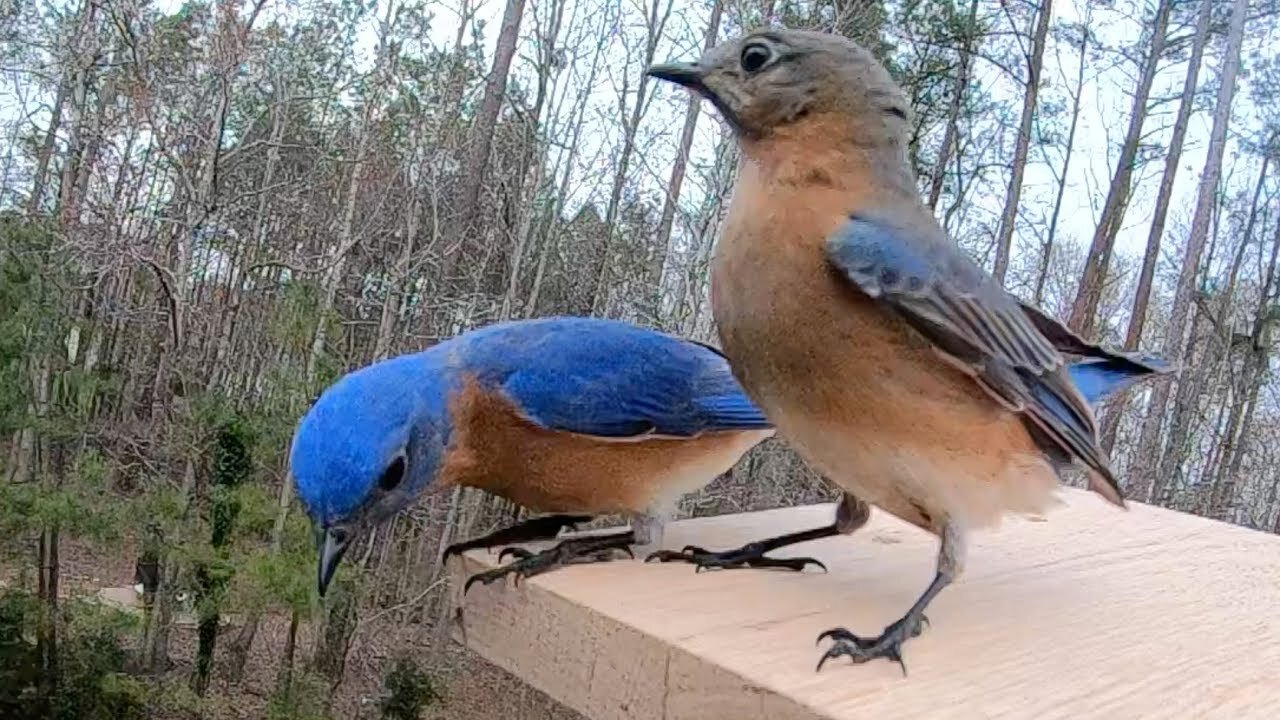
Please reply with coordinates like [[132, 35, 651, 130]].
[[740, 43, 772, 73], [378, 455, 405, 492]]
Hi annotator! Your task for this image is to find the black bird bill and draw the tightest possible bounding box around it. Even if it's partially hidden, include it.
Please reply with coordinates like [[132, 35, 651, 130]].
[[317, 525, 351, 598]]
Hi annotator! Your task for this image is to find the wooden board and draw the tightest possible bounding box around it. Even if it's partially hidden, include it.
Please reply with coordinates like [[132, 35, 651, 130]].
[[450, 488, 1280, 719]]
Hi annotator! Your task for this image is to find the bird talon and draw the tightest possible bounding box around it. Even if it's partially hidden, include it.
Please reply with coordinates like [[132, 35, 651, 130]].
[[462, 570, 503, 595], [815, 627, 859, 647], [654, 543, 828, 575], [814, 615, 927, 674], [643, 550, 680, 563], [497, 546, 533, 563]]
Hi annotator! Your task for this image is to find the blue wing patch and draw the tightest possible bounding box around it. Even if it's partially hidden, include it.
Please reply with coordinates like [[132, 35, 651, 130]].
[[452, 317, 771, 439]]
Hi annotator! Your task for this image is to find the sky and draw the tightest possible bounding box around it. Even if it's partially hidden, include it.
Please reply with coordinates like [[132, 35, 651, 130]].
[[320, 0, 1250, 271], [8, 0, 1265, 307]]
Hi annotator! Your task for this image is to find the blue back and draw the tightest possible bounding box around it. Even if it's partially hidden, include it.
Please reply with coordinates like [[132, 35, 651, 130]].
[[447, 317, 771, 437]]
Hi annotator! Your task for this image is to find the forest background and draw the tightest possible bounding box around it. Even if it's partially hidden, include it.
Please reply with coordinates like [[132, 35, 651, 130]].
[[1, 0, 1277, 717]]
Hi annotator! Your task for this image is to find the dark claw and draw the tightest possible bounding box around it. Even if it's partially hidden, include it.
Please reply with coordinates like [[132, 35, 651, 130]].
[[645, 550, 689, 563], [462, 532, 634, 595], [443, 541, 476, 559], [497, 546, 535, 563], [814, 614, 930, 676], [463, 568, 505, 595], [645, 544, 826, 574], [444, 514, 593, 559]]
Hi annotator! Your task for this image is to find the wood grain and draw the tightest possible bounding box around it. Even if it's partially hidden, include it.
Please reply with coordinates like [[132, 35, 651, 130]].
[[451, 488, 1280, 719]]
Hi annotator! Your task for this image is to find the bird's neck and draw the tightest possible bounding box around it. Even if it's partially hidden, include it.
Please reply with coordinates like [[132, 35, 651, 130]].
[[742, 114, 918, 205]]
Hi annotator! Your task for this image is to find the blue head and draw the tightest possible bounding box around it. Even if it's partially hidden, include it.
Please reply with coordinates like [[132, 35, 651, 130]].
[[290, 352, 450, 596]]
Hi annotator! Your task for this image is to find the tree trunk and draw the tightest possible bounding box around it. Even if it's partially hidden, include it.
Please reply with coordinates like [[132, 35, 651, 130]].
[[311, 588, 358, 694], [275, 608, 301, 695], [656, 0, 723, 259], [927, 0, 980, 212], [1034, 12, 1089, 306], [590, 0, 675, 314], [525, 24, 607, 317], [1207, 169, 1278, 520], [1124, 0, 1213, 353], [34, 354, 57, 703], [992, 0, 1053, 285], [1131, 0, 1248, 502], [1098, 0, 1213, 454], [452, 0, 527, 248], [1067, 0, 1171, 338], [499, 0, 565, 320], [27, 77, 67, 215]]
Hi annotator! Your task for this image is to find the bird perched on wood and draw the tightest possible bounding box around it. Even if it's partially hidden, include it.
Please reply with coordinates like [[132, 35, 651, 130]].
[[291, 316, 832, 599], [648, 29, 1173, 673]]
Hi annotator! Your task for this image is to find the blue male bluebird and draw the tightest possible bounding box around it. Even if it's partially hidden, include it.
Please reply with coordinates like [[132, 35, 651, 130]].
[[648, 29, 1173, 672], [291, 316, 833, 598]]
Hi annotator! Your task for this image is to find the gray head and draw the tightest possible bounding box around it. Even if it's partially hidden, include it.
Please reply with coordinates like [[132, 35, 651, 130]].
[[647, 28, 910, 143]]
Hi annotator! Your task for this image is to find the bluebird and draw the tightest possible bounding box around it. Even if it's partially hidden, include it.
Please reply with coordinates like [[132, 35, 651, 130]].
[[290, 316, 831, 598], [648, 29, 1173, 672]]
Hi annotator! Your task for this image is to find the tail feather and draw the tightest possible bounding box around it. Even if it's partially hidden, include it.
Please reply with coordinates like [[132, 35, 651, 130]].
[[1067, 355, 1175, 407], [1054, 354, 1174, 508]]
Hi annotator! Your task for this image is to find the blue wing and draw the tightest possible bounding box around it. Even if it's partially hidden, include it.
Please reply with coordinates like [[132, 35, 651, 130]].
[[826, 215, 1172, 505], [452, 317, 771, 438]]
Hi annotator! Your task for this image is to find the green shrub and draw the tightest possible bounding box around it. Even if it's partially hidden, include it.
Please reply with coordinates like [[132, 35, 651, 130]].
[[379, 656, 440, 720], [0, 589, 147, 720], [265, 671, 332, 720]]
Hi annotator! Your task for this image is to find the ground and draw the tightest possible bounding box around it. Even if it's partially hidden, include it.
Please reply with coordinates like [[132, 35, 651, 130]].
[[3, 537, 585, 720]]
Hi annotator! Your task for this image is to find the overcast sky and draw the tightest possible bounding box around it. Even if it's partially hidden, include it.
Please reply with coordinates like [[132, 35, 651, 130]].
[[9, 0, 1265, 310], [337, 0, 1260, 277]]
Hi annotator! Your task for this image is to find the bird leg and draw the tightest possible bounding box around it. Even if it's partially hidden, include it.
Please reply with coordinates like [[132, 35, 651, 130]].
[[443, 514, 593, 559], [816, 521, 964, 676], [645, 493, 868, 573], [645, 525, 834, 572], [463, 530, 635, 594]]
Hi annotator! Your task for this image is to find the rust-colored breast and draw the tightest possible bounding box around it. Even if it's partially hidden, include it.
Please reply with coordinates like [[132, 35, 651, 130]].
[[435, 376, 770, 516], [712, 146, 1060, 532]]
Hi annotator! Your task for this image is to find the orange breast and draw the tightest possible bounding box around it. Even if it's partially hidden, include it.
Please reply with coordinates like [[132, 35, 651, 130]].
[[712, 156, 1059, 531], [435, 377, 772, 515]]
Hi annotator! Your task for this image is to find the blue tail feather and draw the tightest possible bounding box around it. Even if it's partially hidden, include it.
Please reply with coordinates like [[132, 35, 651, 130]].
[[1068, 355, 1171, 406]]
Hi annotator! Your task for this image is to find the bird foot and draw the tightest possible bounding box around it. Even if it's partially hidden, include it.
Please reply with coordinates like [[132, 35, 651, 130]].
[[815, 614, 930, 676], [644, 543, 826, 573], [443, 514, 593, 559], [462, 532, 634, 594]]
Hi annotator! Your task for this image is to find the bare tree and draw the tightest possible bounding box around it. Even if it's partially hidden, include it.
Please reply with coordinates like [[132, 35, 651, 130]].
[[1132, 0, 1250, 501], [1067, 0, 1172, 338], [590, 0, 675, 315], [656, 0, 724, 280], [992, 0, 1053, 284], [927, 0, 981, 212], [454, 0, 528, 245], [1033, 10, 1090, 306], [1122, 0, 1213, 353]]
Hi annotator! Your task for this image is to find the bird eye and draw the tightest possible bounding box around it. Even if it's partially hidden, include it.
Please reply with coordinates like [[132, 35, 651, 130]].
[[378, 455, 406, 492], [740, 43, 773, 73]]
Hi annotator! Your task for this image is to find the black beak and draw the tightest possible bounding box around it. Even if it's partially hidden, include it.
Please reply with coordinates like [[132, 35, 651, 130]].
[[646, 62, 705, 89], [317, 526, 351, 598]]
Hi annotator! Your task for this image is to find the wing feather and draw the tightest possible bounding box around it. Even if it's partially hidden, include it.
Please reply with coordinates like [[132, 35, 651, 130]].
[[825, 215, 1124, 505]]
